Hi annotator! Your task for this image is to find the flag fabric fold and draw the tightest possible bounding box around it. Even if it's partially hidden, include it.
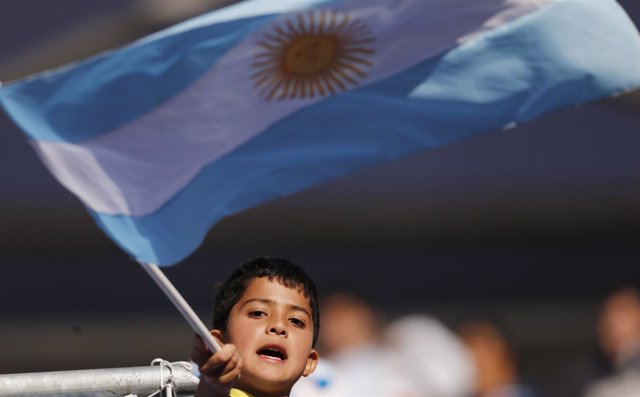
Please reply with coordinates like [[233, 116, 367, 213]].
[[1, 0, 640, 265]]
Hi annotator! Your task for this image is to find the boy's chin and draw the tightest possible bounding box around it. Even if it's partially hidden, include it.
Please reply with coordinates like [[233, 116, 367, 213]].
[[238, 367, 300, 396]]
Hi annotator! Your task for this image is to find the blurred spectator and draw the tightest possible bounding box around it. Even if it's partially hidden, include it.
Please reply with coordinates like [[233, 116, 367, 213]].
[[294, 292, 412, 396], [294, 293, 474, 397], [384, 314, 475, 397], [583, 286, 640, 397], [458, 319, 538, 397], [319, 292, 380, 357]]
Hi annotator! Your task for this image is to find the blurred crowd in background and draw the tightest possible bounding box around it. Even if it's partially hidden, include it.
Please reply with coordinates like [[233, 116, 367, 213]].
[[291, 286, 640, 397]]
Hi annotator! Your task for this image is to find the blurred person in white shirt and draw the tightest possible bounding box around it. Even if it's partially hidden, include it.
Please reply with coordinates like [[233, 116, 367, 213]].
[[294, 293, 474, 397]]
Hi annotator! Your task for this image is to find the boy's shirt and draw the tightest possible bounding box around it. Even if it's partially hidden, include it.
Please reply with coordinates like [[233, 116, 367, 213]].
[[230, 388, 253, 397]]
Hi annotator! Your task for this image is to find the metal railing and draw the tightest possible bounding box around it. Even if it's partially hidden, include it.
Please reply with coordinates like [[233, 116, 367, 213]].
[[0, 359, 199, 397]]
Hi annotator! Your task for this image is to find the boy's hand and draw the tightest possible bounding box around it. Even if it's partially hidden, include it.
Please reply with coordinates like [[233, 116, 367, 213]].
[[191, 332, 243, 397]]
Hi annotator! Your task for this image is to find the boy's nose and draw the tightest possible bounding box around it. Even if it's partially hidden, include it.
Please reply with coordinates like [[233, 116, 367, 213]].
[[268, 320, 287, 336]]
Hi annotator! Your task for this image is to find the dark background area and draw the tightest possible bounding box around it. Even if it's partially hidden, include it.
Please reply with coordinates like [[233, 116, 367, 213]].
[[1, 1, 639, 396]]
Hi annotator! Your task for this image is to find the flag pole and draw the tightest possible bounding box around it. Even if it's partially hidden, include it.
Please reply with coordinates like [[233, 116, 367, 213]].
[[139, 262, 221, 354]]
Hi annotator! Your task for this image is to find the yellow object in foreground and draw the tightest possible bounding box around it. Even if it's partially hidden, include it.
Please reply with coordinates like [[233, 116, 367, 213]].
[[230, 388, 254, 397]]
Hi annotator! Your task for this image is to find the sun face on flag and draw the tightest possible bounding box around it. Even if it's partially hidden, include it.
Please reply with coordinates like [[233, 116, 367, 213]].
[[251, 9, 375, 101]]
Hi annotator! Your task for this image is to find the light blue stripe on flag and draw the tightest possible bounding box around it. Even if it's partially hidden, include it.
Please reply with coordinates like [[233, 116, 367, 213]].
[[2, 0, 640, 265]]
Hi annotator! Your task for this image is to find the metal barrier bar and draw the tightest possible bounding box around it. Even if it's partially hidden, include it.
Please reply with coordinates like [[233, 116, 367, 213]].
[[0, 360, 199, 397]]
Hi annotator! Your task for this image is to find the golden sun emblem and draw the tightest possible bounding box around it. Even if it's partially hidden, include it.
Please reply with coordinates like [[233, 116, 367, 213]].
[[251, 9, 375, 101]]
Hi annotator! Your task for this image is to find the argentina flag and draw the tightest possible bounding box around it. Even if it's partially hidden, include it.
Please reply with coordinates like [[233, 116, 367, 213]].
[[1, 0, 639, 265]]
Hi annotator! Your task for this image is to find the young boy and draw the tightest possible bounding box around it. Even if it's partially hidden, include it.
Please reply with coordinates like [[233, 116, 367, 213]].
[[191, 257, 320, 397]]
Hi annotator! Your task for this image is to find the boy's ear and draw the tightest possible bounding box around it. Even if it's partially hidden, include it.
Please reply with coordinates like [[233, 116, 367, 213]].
[[302, 349, 319, 377]]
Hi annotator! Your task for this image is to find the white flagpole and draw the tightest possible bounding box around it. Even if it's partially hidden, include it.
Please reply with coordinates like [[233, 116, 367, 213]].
[[139, 262, 221, 353]]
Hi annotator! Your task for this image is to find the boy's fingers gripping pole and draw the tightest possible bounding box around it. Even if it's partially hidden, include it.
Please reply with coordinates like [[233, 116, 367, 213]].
[[140, 262, 221, 353]]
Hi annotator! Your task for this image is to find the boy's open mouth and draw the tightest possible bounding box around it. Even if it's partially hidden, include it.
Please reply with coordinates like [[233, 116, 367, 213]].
[[257, 344, 287, 361]]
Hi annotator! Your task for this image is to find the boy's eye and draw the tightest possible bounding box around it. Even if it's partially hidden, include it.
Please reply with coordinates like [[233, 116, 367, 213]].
[[289, 317, 306, 327], [249, 310, 266, 318]]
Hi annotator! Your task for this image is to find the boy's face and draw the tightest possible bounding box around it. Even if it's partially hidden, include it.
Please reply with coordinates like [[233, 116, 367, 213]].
[[220, 277, 318, 395]]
